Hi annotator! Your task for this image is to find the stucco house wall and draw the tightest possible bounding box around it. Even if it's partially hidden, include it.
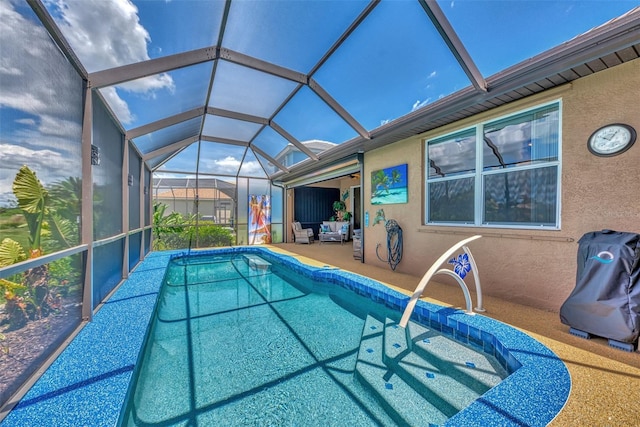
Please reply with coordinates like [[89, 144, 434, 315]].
[[363, 58, 640, 312]]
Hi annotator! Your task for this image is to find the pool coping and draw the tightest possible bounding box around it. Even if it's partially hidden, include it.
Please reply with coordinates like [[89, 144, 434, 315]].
[[0, 246, 570, 427]]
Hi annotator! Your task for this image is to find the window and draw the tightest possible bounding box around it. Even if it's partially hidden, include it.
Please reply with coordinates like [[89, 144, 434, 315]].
[[426, 101, 560, 228]]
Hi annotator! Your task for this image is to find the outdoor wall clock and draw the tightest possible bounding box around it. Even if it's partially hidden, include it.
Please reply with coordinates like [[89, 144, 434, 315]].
[[587, 123, 636, 157]]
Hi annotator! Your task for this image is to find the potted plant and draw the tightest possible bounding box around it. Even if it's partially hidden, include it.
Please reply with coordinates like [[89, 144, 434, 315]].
[[332, 200, 346, 220]]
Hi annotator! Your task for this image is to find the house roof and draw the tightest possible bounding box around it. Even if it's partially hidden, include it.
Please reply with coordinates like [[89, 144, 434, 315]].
[[155, 188, 233, 201]]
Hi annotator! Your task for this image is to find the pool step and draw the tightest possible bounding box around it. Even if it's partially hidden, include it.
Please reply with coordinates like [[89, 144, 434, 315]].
[[355, 316, 448, 426], [355, 315, 507, 426], [242, 254, 271, 271], [383, 318, 504, 412]]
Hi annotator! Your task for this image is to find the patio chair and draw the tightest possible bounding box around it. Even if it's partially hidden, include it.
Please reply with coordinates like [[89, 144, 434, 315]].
[[318, 221, 349, 244], [292, 221, 314, 244]]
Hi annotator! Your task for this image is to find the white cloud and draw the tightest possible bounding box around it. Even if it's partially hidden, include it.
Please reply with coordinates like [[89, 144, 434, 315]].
[[0, 143, 66, 168], [239, 160, 264, 176], [44, 0, 175, 123], [39, 115, 83, 139], [200, 155, 264, 176], [15, 118, 37, 126], [45, 0, 150, 72], [412, 98, 431, 111], [0, 142, 75, 206], [428, 71, 437, 79], [0, 0, 84, 206], [1, 0, 83, 130], [100, 86, 134, 124], [198, 155, 239, 176]]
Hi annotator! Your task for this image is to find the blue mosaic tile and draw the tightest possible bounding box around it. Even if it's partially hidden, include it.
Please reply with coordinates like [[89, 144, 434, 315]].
[[366, 348, 374, 354], [441, 324, 454, 337], [484, 340, 496, 356], [457, 321, 469, 335], [385, 383, 393, 390], [468, 336, 483, 350], [438, 312, 448, 324], [392, 343, 401, 349], [455, 330, 469, 344], [507, 352, 522, 374], [465, 362, 476, 368], [469, 325, 481, 341], [447, 316, 458, 329], [426, 372, 435, 379]]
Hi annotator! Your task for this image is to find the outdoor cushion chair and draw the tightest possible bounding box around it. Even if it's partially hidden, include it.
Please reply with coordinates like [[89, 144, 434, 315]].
[[292, 221, 314, 244], [318, 221, 350, 244]]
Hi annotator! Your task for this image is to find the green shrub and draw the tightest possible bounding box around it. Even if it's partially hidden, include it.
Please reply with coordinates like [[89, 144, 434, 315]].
[[196, 225, 234, 247]]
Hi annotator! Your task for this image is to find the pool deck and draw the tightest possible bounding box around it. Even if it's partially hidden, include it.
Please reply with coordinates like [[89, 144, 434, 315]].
[[277, 242, 640, 427], [0, 243, 638, 426]]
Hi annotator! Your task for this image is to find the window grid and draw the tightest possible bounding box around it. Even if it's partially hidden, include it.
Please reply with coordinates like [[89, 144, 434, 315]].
[[425, 100, 561, 229]]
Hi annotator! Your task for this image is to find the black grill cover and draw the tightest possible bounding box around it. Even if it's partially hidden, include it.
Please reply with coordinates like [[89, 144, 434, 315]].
[[560, 230, 640, 343]]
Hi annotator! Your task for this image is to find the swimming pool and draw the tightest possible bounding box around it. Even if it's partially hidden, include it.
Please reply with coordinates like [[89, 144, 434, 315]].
[[0, 247, 570, 426], [118, 248, 570, 426]]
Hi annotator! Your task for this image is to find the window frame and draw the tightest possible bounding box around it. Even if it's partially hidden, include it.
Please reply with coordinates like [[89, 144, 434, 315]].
[[424, 99, 562, 230]]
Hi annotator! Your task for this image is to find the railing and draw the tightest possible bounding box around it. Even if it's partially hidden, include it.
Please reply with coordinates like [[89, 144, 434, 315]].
[[399, 235, 483, 329]]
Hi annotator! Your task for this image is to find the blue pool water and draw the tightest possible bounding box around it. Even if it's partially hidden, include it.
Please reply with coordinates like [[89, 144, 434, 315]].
[[117, 250, 566, 426]]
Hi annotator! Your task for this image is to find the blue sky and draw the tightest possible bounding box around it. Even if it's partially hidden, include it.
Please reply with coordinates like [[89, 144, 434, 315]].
[[41, 0, 640, 133], [1, 0, 638, 204]]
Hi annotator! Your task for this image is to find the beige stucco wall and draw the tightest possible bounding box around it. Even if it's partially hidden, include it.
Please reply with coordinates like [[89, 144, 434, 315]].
[[363, 58, 640, 312]]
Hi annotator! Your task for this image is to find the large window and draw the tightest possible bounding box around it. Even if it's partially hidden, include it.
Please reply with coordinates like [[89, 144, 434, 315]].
[[426, 101, 560, 228]]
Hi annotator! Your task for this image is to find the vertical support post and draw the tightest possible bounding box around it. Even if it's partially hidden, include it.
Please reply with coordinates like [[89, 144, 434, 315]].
[[81, 82, 93, 321], [357, 152, 364, 263], [149, 170, 156, 251], [139, 161, 145, 260], [122, 139, 130, 279]]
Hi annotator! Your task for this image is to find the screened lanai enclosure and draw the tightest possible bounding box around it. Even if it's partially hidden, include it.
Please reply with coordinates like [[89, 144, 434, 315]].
[[2, 0, 640, 419]]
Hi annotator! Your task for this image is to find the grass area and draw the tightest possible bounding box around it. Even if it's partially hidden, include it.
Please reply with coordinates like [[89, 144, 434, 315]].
[[0, 208, 30, 251]]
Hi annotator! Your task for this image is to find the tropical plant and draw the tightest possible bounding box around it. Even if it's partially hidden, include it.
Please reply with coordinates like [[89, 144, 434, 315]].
[[371, 169, 390, 197], [372, 168, 402, 198], [9, 166, 78, 255], [330, 190, 354, 223], [332, 200, 346, 213], [48, 177, 81, 224], [1, 278, 29, 329], [0, 166, 73, 329], [0, 238, 27, 267], [151, 206, 235, 250], [391, 169, 402, 186], [12, 165, 48, 258], [46, 176, 81, 252], [196, 225, 234, 247], [152, 201, 189, 250]]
